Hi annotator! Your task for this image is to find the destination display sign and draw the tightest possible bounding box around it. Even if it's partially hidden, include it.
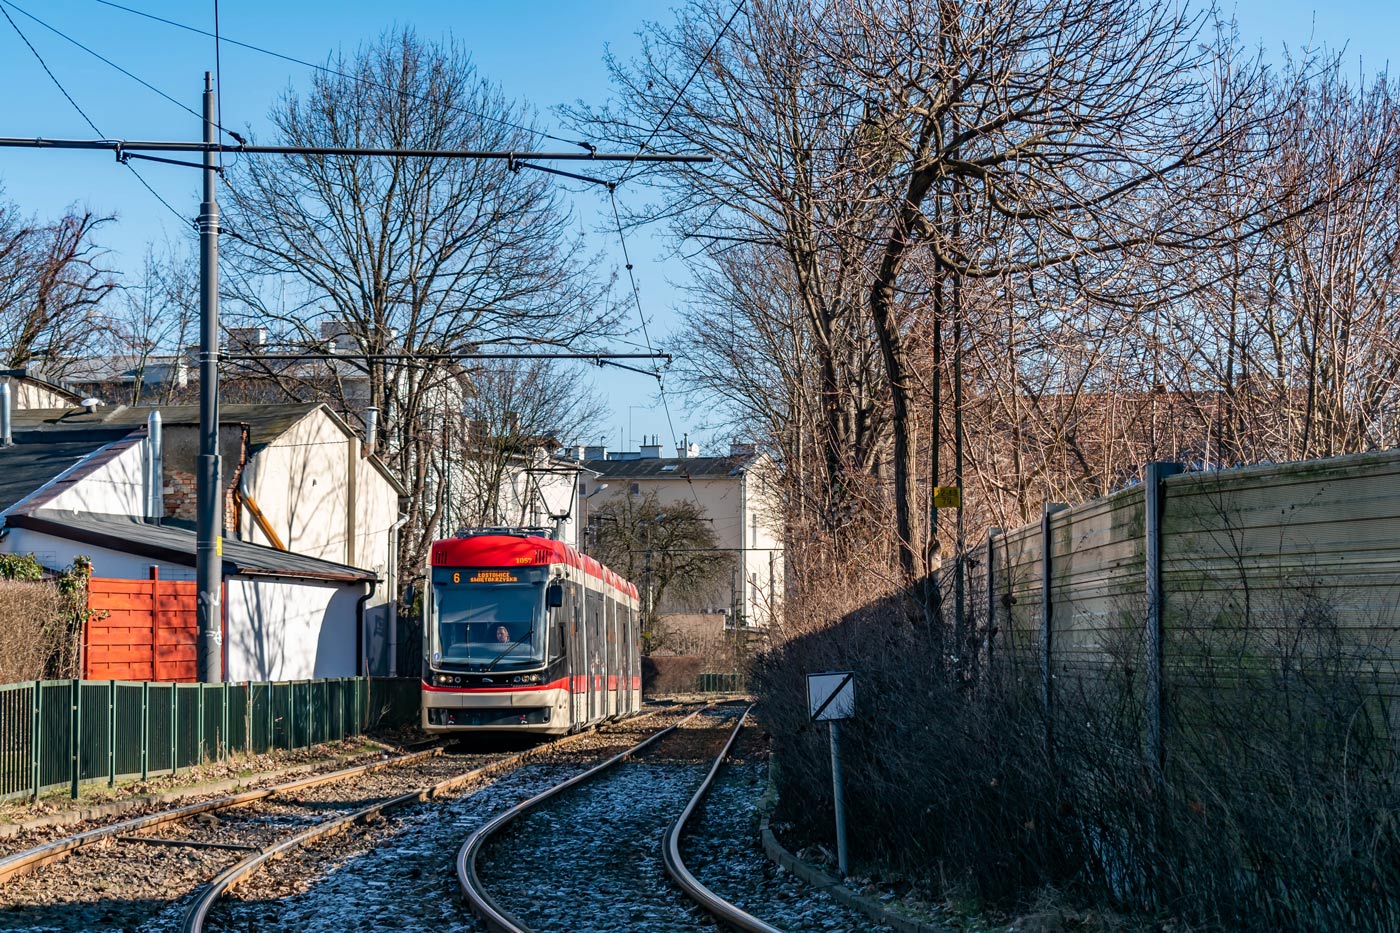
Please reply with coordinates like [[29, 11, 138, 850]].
[[468, 570, 518, 583]]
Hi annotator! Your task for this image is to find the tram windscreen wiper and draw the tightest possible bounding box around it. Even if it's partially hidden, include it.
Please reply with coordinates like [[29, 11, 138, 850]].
[[483, 628, 535, 672]]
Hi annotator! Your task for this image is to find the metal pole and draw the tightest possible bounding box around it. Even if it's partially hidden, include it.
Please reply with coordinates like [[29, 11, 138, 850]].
[[196, 72, 223, 683], [829, 719, 849, 877]]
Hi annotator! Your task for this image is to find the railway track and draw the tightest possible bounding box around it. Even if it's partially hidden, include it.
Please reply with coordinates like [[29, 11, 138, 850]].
[[459, 702, 785, 933], [0, 706, 694, 933], [185, 703, 705, 933]]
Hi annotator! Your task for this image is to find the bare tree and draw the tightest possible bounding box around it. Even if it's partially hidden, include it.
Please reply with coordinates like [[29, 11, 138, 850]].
[[576, 0, 1314, 607], [452, 358, 606, 530], [587, 492, 732, 649], [101, 243, 198, 405], [0, 194, 115, 372], [222, 29, 618, 580]]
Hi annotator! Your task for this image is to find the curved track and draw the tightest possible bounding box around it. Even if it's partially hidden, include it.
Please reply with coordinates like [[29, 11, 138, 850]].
[[182, 706, 694, 930], [660, 706, 782, 933], [458, 703, 777, 933]]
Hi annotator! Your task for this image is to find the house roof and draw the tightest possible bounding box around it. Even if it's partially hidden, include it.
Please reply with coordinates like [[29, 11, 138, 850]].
[[10, 403, 319, 451], [0, 437, 119, 513], [6, 510, 376, 583], [581, 455, 754, 479], [10, 402, 407, 496], [0, 369, 83, 405]]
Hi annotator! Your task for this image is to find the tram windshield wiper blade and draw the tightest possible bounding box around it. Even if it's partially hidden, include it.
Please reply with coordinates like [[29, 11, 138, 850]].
[[483, 628, 534, 672]]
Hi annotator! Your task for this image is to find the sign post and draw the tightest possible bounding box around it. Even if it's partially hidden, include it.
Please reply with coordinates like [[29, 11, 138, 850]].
[[807, 670, 856, 877]]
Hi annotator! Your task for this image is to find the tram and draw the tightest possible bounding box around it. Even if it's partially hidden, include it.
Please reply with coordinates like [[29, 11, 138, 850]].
[[421, 528, 642, 735]]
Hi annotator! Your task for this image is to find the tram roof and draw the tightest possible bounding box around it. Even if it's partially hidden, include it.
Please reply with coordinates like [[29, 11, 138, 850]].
[[430, 533, 637, 599]]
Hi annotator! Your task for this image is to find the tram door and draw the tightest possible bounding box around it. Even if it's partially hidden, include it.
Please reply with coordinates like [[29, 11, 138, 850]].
[[605, 597, 616, 717], [571, 591, 583, 729], [621, 604, 633, 713], [586, 589, 601, 722]]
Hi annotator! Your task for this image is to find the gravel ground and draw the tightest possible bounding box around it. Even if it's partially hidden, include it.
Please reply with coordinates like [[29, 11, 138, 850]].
[[0, 740, 419, 858], [199, 705, 707, 933], [0, 743, 523, 933], [475, 705, 745, 933], [683, 726, 894, 933]]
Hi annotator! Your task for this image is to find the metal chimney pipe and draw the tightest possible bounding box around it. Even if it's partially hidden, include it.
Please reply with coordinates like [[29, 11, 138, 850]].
[[364, 406, 379, 455], [0, 382, 11, 447], [147, 410, 164, 520]]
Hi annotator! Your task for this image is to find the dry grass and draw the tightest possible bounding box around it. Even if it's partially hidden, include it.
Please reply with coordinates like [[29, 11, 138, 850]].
[[0, 579, 71, 683]]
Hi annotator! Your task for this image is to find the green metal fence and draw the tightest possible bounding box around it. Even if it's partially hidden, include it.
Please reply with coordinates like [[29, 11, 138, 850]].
[[697, 672, 746, 693], [0, 677, 419, 800]]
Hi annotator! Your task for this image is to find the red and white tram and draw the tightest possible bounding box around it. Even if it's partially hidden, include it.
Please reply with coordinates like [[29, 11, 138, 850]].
[[421, 529, 642, 735]]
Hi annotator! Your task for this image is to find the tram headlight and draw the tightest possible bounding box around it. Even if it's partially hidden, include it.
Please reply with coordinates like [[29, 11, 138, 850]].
[[519, 673, 542, 684]]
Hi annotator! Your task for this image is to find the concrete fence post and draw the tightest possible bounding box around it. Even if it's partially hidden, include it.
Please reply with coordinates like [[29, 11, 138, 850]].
[[985, 528, 1001, 671], [1040, 503, 1067, 758], [1144, 462, 1183, 780]]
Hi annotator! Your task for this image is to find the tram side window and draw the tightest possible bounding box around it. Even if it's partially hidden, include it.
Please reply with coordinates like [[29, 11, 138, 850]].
[[586, 590, 603, 672], [548, 580, 571, 660], [607, 595, 620, 678]]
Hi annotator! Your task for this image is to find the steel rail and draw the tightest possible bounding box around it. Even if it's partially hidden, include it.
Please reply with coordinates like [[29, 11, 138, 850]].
[[0, 745, 442, 884], [456, 703, 718, 933], [182, 705, 680, 933], [661, 706, 784, 933]]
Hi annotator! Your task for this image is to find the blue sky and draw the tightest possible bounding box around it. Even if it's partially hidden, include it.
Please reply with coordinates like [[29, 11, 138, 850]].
[[0, 0, 1394, 454]]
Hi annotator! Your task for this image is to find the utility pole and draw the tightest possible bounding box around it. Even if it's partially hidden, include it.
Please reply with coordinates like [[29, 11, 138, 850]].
[[196, 72, 222, 683]]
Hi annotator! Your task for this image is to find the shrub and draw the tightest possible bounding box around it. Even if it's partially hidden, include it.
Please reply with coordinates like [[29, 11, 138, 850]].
[[752, 570, 1400, 930], [0, 579, 69, 683]]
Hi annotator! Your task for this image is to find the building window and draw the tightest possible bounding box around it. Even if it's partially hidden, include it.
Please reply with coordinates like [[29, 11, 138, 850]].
[[629, 482, 640, 496], [579, 483, 587, 497]]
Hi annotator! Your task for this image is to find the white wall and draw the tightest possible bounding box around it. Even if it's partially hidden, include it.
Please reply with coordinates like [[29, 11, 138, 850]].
[[236, 407, 397, 611], [4, 377, 74, 409], [43, 439, 150, 517], [581, 454, 785, 627], [0, 526, 191, 579], [225, 576, 363, 681]]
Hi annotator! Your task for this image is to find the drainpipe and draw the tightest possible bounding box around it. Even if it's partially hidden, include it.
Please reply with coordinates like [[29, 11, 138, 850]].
[[356, 577, 378, 677], [147, 410, 163, 520], [0, 382, 12, 447], [386, 513, 409, 675]]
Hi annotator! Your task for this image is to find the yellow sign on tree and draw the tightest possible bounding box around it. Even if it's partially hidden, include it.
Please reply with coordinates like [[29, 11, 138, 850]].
[[932, 486, 962, 509]]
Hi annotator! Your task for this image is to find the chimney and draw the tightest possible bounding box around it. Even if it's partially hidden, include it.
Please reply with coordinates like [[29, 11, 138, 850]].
[[0, 382, 11, 447], [364, 406, 379, 455], [147, 410, 164, 520], [729, 440, 755, 457], [639, 433, 662, 459], [80, 397, 100, 415], [678, 433, 700, 459], [583, 445, 608, 461], [227, 327, 266, 351]]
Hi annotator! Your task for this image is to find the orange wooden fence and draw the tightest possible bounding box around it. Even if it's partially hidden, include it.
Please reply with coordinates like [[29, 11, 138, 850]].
[[84, 569, 199, 682]]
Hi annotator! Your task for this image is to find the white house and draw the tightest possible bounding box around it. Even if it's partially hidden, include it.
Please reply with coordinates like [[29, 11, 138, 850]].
[[571, 439, 784, 629], [0, 394, 397, 682]]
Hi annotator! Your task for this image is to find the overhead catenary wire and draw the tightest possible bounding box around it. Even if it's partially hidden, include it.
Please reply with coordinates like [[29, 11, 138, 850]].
[[603, 3, 745, 503], [0, 0, 243, 145], [91, 0, 595, 151], [213, 0, 223, 170], [0, 3, 191, 227], [0, 137, 711, 163], [616, 0, 745, 187]]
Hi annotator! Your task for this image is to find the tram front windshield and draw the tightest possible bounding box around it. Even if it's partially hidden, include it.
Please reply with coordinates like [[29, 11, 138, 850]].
[[432, 567, 547, 668]]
